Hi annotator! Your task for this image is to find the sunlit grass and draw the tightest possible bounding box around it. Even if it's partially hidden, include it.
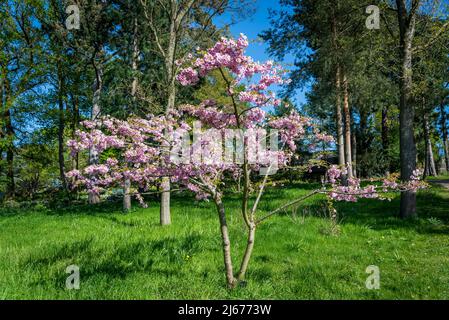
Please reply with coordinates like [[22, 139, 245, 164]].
[[0, 179, 448, 299]]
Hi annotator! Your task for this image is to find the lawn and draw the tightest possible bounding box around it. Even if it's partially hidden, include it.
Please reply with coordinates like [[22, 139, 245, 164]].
[[0, 180, 448, 300]]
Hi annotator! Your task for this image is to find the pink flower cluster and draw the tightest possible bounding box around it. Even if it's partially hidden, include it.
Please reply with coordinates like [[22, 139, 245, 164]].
[[176, 34, 287, 109], [325, 166, 427, 202], [67, 36, 337, 206]]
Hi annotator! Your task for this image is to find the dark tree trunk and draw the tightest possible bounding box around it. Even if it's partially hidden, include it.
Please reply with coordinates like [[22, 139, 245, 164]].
[[396, 0, 418, 218], [5, 108, 14, 199], [382, 105, 391, 174], [71, 95, 79, 171], [123, 17, 140, 213], [0, 71, 4, 179], [57, 62, 67, 192]]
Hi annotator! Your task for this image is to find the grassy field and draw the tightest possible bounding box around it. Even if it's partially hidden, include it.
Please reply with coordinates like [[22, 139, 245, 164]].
[[1, 179, 448, 300]]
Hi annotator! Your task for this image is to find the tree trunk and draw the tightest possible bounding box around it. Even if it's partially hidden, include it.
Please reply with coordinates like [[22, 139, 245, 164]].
[[332, 12, 345, 167], [71, 95, 79, 171], [5, 108, 14, 199], [381, 105, 390, 174], [0, 71, 4, 180], [342, 72, 353, 178], [123, 17, 140, 213], [423, 113, 437, 177], [57, 62, 67, 192], [440, 103, 449, 172], [335, 66, 345, 166], [159, 12, 177, 225], [351, 125, 357, 178], [88, 58, 103, 204], [214, 194, 237, 288], [3, 71, 14, 199], [382, 105, 389, 151], [397, 0, 418, 218], [123, 178, 132, 212], [237, 224, 256, 282]]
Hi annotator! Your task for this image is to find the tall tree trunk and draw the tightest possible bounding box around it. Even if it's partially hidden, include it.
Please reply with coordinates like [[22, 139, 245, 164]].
[[3, 71, 14, 199], [397, 0, 418, 218], [57, 62, 67, 192], [342, 72, 353, 178], [88, 58, 103, 204], [423, 113, 437, 177], [5, 108, 14, 199], [160, 11, 177, 226], [351, 125, 357, 178], [335, 66, 345, 166], [440, 102, 449, 172], [332, 12, 345, 167], [123, 18, 140, 213], [71, 95, 79, 171], [381, 106, 390, 151], [0, 71, 4, 180], [382, 105, 390, 174]]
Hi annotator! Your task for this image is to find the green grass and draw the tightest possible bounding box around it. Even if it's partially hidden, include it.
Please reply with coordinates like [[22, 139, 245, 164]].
[[1, 179, 448, 300]]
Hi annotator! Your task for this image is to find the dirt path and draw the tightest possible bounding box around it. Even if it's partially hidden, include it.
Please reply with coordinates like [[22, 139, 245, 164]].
[[431, 179, 449, 190]]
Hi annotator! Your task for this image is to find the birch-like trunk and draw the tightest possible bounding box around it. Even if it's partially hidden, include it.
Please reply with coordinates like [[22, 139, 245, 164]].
[[351, 127, 357, 178], [423, 113, 437, 177], [342, 72, 353, 178], [440, 103, 449, 173], [160, 7, 177, 225]]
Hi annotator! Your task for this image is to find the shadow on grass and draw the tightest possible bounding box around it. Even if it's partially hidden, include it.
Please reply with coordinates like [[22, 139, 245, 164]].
[[333, 186, 449, 235], [253, 183, 449, 236], [22, 232, 205, 288]]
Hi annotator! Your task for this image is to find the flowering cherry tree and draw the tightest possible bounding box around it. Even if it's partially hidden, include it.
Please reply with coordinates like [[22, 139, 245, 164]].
[[67, 34, 426, 288]]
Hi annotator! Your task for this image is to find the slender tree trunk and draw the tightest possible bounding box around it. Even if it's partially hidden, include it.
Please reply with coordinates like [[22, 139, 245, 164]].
[[332, 12, 345, 167], [3, 71, 14, 199], [88, 58, 103, 204], [71, 95, 79, 171], [342, 72, 353, 178], [382, 106, 390, 151], [214, 194, 237, 288], [351, 125, 357, 178], [397, 0, 418, 218], [237, 224, 256, 282], [440, 103, 449, 172], [57, 62, 67, 192], [335, 66, 345, 166], [423, 113, 437, 177], [0, 71, 4, 180], [160, 12, 177, 225], [382, 105, 390, 174], [123, 18, 140, 213], [5, 108, 14, 199]]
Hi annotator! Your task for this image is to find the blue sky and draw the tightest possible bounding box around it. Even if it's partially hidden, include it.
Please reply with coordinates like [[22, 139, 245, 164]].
[[213, 0, 309, 108]]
